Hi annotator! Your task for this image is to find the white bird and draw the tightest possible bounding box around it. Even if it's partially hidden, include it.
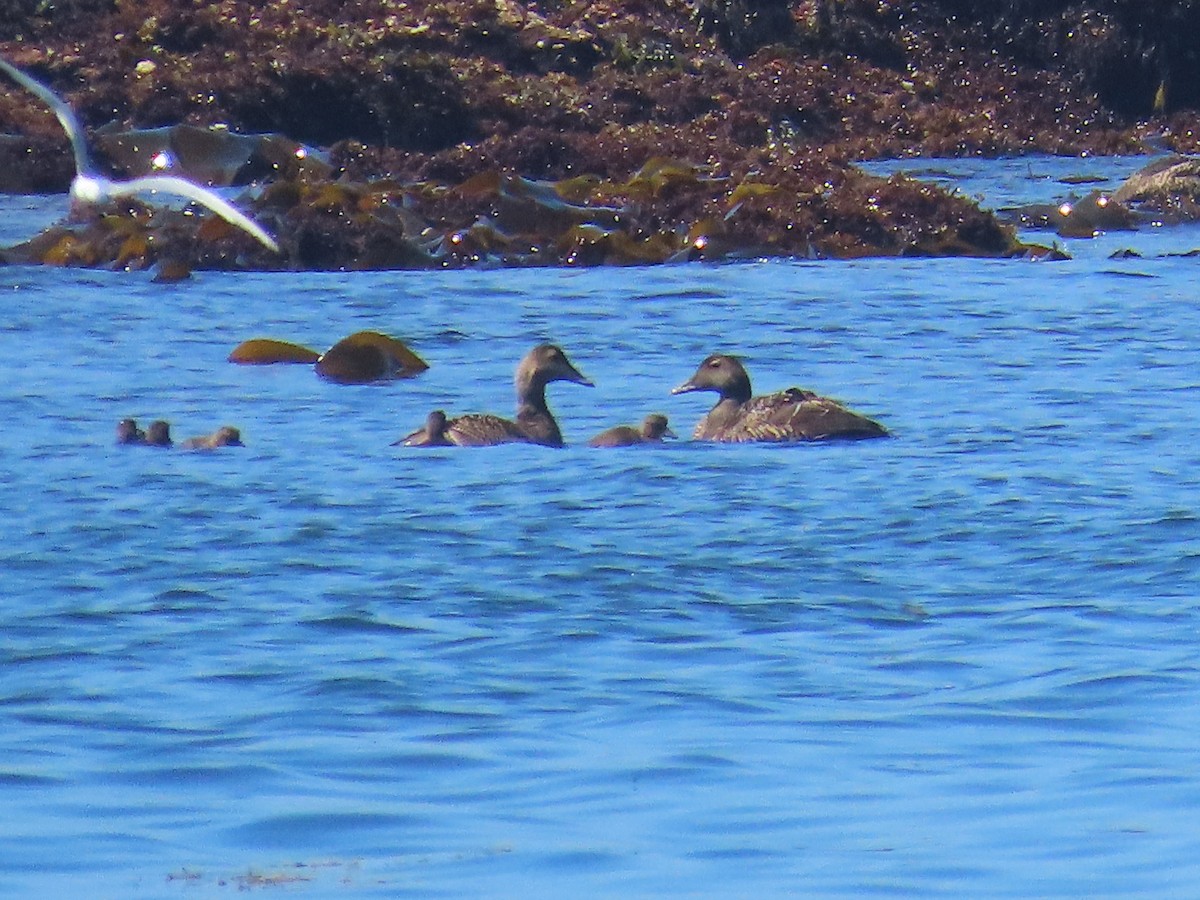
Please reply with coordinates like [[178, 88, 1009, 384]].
[[0, 56, 280, 253]]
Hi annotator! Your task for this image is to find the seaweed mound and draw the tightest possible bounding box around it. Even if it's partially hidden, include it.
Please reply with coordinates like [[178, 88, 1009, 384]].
[[2, 1, 1196, 270]]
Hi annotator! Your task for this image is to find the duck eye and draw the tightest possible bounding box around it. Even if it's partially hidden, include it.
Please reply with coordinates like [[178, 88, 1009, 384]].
[[708, 358, 721, 368]]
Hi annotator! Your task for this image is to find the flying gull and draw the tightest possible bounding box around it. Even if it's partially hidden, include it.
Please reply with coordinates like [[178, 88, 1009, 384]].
[[0, 56, 280, 253]]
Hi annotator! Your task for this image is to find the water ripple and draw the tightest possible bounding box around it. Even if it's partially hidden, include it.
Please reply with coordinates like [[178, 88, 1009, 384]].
[[2, 188, 1200, 894]]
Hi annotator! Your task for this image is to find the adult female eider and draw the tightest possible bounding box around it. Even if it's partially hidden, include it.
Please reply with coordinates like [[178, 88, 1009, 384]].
[[399, 344, 592, 447], [587, 413, 675, 448], [672, 354, 887, 442]]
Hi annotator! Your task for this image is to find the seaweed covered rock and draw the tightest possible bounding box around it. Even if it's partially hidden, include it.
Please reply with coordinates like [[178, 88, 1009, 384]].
[[1113, 155, 1200, 220], [2, 0, 1199, 270]]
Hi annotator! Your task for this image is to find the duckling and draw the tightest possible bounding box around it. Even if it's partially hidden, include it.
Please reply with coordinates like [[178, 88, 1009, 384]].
[[144, 420, 172, 447], [116, 418, 146, 445], [588, 413, 675, 447], [181, 425, 243, 450], [401, 410, 454, 447]]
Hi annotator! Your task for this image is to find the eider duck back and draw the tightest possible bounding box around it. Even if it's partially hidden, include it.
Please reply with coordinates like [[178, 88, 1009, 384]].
[[672, 354, 887, 442]]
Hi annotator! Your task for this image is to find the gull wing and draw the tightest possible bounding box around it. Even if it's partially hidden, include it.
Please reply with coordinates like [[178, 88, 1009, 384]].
[[0, 56, 92, 175], [108, 175, 280, 253]]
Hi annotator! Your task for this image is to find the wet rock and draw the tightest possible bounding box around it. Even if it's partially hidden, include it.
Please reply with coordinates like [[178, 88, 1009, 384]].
[[315, 332, 429, 383], [230, 332, 427, 383], [1002, 191, 1141, 238], [94, 124, 329, 187], [1112, 155, 1200, 220], [4, 1, 1198, 269]]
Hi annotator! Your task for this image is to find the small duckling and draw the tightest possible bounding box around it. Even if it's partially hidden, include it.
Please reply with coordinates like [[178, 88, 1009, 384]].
[[116, 418, 146, 445], [144, 420, 172, 447], [181, 425, 243, 450], [398, 410, 454, 447], [588, 413, 675, 448]]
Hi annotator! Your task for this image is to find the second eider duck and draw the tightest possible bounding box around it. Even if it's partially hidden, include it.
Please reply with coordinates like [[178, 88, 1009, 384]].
[[672, 354, 887, 442], [399, 344, 592, 447]]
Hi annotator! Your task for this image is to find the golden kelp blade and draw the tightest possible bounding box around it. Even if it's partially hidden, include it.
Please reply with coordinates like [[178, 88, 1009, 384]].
[[228, 338, 321, 364], [315, 331, 428, 383]]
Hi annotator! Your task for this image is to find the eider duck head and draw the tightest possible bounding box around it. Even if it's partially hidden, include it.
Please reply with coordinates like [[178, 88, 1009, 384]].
[[671, 354, 752, 404], [517, 343, 593, 395]]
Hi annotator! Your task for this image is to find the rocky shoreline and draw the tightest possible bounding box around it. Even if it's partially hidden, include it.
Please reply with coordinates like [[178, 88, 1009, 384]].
[[2, 0, 1199, 271]]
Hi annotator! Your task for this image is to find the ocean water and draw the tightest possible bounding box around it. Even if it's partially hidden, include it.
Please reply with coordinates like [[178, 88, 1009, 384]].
[[2, 157, 1200, 897]]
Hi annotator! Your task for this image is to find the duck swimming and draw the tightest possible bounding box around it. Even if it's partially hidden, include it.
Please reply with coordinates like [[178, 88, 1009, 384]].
[[145, 420, 172, 447], [116, 418, 145, 445], [181, 425, 244, 449], [402, 410, 454, 447], [672, 354, 887, 442], [587, 413, 675, 448], [398, 344, 592, 447]]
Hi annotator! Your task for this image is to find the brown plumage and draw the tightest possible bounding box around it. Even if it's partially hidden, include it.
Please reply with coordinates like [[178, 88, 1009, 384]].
[[145, 420, 172, 447], [116, 418, 145, 445], [401, 410, 454, 447], [672, 354, 887, 442], [587, 413, 675, 448], [399, 344, 592, 447], [181, 425, 244, 450]]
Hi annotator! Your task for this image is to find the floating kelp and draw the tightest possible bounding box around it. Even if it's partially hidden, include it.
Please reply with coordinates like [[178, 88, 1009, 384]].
[[0, 190, 278, 269], [228, 338, 321, 365], [316, 331, 429, 383], [455, 170, 623, 235], [623, 157, 727, 201], [229, 332, 427, 383]]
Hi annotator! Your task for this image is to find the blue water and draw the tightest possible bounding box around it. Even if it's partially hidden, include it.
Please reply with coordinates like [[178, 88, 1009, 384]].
[[3, 157, 1200, 897]]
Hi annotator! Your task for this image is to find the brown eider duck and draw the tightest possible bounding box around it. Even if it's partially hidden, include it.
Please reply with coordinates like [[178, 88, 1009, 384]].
[[402, 410, 454, 447], [672, 354, 887, 442], [398, 343, 592, 447], [181, 425, 244, 450], [116, 418, 146, 445], [145, 420, 172, 447], [587, 413, 676, 448]]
